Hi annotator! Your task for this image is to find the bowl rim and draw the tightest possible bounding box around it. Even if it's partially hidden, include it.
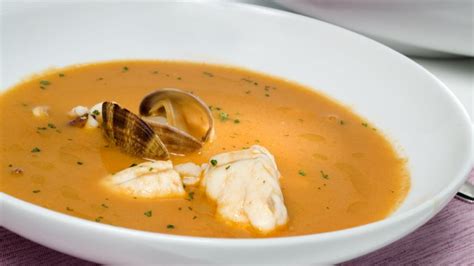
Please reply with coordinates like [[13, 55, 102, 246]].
[[2, 1, 473, 247]]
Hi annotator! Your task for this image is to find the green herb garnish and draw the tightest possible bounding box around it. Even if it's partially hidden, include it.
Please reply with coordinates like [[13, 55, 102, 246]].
[[129, 163, 138, 167], [101, 203, 109, 208], [92, 110, 100, 116], [361, 122, 368, 127], [210, 159, 218, 166], [122, 66, 129, 72], [32, 190, 41, 193], [95, 216, 103, 222], [144, 210, 152, 217], [234, 119, 240, 124], [39, 80, 51, 86], [59, 73, 65, 77], [166, 224, 175, 229], [48, 123, 56, 128], [77, 161, 83, 165], [188, 192, 195, 200], [320, 170, 329, 179], [219, 112, 229, 121], [298, 170, 306, 176], [31, 147, 41, 153], [225, 165, 230, 170]]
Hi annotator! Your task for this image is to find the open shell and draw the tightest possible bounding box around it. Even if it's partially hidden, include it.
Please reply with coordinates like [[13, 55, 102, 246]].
[[102, 101, 170, 160], [139, 88, 214, 145]]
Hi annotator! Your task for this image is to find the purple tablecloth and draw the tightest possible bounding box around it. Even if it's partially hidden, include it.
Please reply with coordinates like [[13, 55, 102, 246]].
[[2, 171, 473, 265]]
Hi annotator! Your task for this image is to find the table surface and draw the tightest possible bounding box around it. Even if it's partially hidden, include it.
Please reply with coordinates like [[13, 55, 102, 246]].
[[1, 1, 473, 264]]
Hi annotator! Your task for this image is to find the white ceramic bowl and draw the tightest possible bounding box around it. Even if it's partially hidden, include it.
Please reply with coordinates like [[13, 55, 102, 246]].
[[275, 0, 474, 58], [1, 1, 473, 264]]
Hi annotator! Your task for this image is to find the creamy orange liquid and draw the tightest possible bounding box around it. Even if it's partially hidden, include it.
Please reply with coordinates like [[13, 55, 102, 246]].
[[0, 61, 409, 237]]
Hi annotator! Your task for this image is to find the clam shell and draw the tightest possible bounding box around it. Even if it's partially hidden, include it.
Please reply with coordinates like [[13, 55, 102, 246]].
[[102, 101, 169, 160], [142, 117, 202, 154], [139, 88, 214, 143]]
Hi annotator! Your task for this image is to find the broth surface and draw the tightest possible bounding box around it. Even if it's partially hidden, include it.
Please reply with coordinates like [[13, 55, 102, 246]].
[[0, 61, 409, 237]]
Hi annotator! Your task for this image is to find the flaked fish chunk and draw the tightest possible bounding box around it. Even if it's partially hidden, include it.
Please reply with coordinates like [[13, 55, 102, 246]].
[[201, 145, 288, 233], [174, 162, 202, 185], [102, 160, 185, 198], [32, 105, 50, 118]]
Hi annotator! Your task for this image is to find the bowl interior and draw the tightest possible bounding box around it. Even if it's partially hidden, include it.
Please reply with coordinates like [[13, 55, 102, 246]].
[[2, 1, 472, 218]]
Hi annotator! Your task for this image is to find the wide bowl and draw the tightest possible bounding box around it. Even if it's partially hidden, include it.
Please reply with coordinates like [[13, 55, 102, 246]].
[[275, 0, 474, 57], [1, 1, 473, 264]]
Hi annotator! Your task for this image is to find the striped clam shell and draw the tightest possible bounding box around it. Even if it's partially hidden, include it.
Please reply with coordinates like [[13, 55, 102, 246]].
[[102, 101, 169, 160], [141, 117, 202, 154]]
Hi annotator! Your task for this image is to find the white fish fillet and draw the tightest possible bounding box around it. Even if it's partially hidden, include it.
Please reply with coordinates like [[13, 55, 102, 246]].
[[32, 105, 50, 118], [102, 160, 185, 198], [174, 162, 202, 185], [201, 145, 288, 233]]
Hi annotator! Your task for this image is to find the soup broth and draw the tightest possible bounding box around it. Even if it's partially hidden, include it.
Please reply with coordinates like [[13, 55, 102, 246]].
[[0, 61, 409, 237]]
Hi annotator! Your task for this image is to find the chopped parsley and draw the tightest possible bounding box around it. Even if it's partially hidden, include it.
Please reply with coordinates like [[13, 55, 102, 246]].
[[95, 216, 103, 222], [193, 216, 197, 220], [361, 122, 368, 127], [166, 224, 175, 229], [76, 161, 83, 165], [320, 170, 329, 179], [37, 127, 47, 130], [32, 190, 41, 193], [265, 93, 270, 97], [66, 207, 74, 212], [339, 120, 345, 125], [188, 192, 195, 200], [58, 73, 65, 77], [47, 123, 56, 128], [210, 159, 218, 166], [92, 110, 100, 116], [225, 165, 231, 170], [101, 203, 109, 208], [39, 80, 51, 86], [219, 112, 229, 121], [298, 170, 306, 176], [149, 167, 154, 172], [144, 210, 152, 217], [203, 72, 214, 77], [122, 66, 129, 72], [129, 163, 138, 167], [31, 147, 41, 153], [234, 119, 240, 124]]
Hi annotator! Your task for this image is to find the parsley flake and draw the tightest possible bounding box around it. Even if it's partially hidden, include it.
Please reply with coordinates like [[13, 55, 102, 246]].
[[32, 190, 41, 193], [144, 210, 152, 217], [320, 170, 329, 179], [31, 147, 41, 153], [298, 170, 306, 176], [167, 224, 175, 229], [39, 80, 51, 86], [210, 159, 218, 166], [219, 112, 229, 121]]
